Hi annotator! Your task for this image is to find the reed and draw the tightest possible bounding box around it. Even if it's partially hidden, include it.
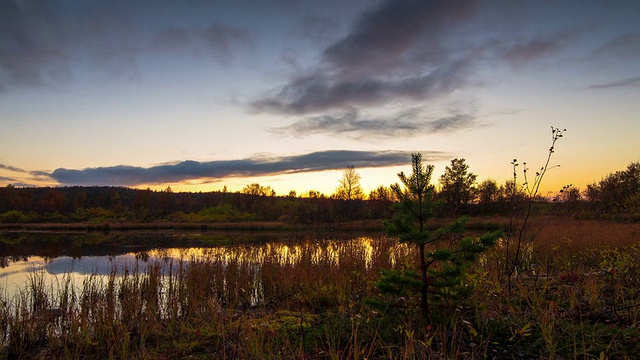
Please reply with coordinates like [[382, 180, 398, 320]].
[[1, 219, 640, 358]]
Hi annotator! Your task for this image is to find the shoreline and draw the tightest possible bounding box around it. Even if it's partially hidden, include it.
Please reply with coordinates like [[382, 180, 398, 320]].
[[0, 219, 388, 233]]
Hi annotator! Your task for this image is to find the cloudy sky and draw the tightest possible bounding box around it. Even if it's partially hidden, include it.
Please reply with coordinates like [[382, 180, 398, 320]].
[[1, 0, 639, 196]]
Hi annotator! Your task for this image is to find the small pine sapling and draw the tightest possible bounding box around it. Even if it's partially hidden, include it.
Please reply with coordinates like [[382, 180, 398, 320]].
[[376, 153, 502, 318]]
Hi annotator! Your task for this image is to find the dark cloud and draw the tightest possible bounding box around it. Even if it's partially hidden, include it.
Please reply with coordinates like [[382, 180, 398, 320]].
[[0, 164, 52, 185], [588, 76, 640, 90], [251, 1, 479, 117], [250, 0, 589, 131], [299, 16, 340, 44], [269, 108, 476, 139], [0, 0, 141, 90], [0, 1, 252, 91], [0, 164, 26, 173], [502, 38, 566, 66], [0, 1, 72, 90], [322, 0, 478, 78], [29, 170, 53, 179], [251, 59, 472, 115], [429, 112, 477, 132], [152, 23, 252, 65], [592, 32, 640, 59], [48, 150, 448, 186]]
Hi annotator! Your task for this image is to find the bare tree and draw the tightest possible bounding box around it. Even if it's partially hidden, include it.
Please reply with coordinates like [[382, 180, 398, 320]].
[[334, 166, 364, 201]]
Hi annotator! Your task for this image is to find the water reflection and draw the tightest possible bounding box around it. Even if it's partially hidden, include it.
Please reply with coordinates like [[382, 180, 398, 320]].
[[0, 230, 287, 268], [0, 232, 409, 305]]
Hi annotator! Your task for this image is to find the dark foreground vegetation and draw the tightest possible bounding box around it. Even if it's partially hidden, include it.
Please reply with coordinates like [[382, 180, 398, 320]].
[[1, 220, 640, 359]]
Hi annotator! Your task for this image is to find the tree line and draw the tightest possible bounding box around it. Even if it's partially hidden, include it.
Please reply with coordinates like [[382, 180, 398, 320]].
[[0, 159, 638, 224]]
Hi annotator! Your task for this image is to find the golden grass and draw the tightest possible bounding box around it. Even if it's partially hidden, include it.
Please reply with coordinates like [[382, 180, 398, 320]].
[[1, 217, 639, 358], [532, 217, 640, 253]]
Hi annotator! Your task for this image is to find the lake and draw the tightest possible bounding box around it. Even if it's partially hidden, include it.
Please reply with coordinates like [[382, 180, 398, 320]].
[[0, 230, 408, 308]]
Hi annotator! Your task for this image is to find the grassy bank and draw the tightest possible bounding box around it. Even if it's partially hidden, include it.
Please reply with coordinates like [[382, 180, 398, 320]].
[[0, 219, 388, 233], [1, 218, 640, 359]]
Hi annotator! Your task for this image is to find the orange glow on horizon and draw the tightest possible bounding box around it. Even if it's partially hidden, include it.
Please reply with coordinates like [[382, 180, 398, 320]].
[[1, 156, 636, 200]]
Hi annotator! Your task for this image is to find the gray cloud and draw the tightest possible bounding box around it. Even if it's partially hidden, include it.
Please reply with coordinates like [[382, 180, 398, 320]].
[[299, 15, 340, 44], [0, 0, 140, 90], [251, 59, 473, 115], [0, 1, 72, 90], [588, 76, 640, 90], [0, 164, 53, 185], [322, 0, 478, 78], [152, 23, 252, 65], [29, 170, 53, 179], [250, 0, 582, 139], [269, 108, 476, 139], [592, 32, 640, 60], [0, 1, 252, 92], [248, 0, 586, 132], [48, 150, 448, 186], [0, 164, 26, 173], [251, 1, 479, 117], [502, 38, 565, 66]]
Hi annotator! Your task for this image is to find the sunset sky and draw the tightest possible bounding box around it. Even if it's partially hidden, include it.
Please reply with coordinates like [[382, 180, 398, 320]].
[[1, 0, 639, 197]]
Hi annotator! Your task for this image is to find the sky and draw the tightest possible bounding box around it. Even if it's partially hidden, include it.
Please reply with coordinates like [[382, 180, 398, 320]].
[[1, 0, 639, 197]]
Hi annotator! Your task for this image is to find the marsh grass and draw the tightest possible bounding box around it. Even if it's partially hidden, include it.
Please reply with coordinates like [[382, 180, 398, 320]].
[[1, 219, 640, 359]]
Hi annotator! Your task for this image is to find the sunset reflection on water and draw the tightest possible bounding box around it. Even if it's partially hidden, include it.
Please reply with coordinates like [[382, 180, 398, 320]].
[[0, 235, 412, 302]]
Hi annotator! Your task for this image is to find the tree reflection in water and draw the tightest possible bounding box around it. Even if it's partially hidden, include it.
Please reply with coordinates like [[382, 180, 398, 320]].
[[0, 231, 414, 310]]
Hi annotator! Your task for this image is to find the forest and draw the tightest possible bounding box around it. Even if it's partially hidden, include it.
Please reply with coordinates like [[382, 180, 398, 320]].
[[1, 160, 639, 225]]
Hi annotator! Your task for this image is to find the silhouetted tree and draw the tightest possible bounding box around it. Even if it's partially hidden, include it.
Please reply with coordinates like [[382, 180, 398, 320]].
[[439, 158, 477, 215], [306, 190, 323, 199], [333, 166, 365, 219], [556, 184, 581, 214], [368, 185, 394, 202], [585, 162, 640, 220], [242, 183, 276, 197], [477, 179, 500, 205], [368, 185, 395, 219], [334, 166, 364, 201]]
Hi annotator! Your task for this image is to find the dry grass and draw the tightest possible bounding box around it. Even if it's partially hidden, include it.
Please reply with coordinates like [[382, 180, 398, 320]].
[[532, 217, 640, 253], [1, 217, 640, 359]]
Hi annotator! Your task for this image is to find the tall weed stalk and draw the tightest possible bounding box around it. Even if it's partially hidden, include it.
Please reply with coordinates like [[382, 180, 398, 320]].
[[504, 126, 566, 292]]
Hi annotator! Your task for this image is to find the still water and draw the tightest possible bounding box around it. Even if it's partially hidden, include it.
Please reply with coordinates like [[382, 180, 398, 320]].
[[0, 230, 407, 302]]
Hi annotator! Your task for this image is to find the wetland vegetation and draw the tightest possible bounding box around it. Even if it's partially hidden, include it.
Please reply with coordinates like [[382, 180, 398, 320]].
[[1, 220, 640, 359]]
